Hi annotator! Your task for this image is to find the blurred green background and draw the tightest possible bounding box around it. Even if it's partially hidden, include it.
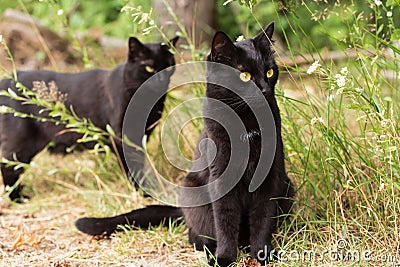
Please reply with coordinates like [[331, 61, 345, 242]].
[[2, 0, 399, 52]]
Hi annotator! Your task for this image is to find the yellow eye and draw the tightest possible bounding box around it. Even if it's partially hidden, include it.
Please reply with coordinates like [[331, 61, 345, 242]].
[[266, 69, 274, 78], [145, 66, 155, 73], [239, 72, 251, 82]]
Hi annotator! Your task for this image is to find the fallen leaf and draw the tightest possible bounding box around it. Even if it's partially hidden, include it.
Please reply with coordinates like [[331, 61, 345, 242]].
[[11, 233, 24, 249]]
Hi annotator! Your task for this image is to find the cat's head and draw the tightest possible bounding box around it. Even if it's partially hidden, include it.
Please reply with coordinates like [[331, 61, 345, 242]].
[[124, 36, 179, 83], [206, 22, 278, 105]]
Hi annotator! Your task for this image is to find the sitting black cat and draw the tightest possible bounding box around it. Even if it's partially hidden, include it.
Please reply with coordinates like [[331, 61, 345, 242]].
[[75, 23, 294, 266], [0, 36, 178, 201]]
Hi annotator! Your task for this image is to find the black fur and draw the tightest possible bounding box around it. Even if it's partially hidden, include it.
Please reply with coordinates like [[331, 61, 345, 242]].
[[75, 205, 182, 236], [75, 23, 294, 266], [182, 22, 294, 266], [0, 36, 178, 201]]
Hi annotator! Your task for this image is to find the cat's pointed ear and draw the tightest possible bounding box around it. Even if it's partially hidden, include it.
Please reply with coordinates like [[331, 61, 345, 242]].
[[128, 37, 146, 60], [169, 36, 179, 47], [161, 36, 179, 51], [254, 22, 274, 47], [210, 31, 236, 61]]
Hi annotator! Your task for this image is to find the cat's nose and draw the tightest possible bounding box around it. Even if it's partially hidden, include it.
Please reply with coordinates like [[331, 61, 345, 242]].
[[257, 79, 268, 93]]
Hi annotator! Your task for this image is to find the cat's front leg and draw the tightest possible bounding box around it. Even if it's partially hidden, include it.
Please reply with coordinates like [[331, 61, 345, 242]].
[[1, 143, 39, 201], [210, 190, 241, 267], [113, 140, 129, 175], [249, 198, 278, 264], [113, 133, 145, 190], [1, 163, 25, 201]]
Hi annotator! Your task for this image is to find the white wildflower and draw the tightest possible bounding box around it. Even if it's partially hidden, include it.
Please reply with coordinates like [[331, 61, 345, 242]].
[[336, 87, 344, 95], [387, 11, 392, 17], [223, 0, 234, 6], [236, 35, 244, 42], [374, 0, 382, 6], [355, 87, 363, 93], [307, 60, 321, 74], [340, 67, 348, 75], [379, 183, 385, 191], [57, 9, 64, 16], [138, 13, 149, 24], [335, 74, 346, 88], [327, 94, 335, 102], [310, 117, 325, 125], [0, 105, 8, 113], [121, 6, 134, 12]]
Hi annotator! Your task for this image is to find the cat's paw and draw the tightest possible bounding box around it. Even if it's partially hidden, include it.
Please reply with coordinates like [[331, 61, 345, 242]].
[[8, 185, 30, 203]]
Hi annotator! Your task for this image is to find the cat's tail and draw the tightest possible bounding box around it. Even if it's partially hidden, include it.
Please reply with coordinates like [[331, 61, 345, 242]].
[[75, 205, 183, 236]]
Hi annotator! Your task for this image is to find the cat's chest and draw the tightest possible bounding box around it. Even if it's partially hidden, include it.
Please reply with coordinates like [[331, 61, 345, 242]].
[[237, 130, 269, 183]]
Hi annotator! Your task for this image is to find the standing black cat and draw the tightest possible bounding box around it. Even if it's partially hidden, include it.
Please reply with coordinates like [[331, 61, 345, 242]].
[[0, 36, 178, 201], [75, 23, 294, 266]]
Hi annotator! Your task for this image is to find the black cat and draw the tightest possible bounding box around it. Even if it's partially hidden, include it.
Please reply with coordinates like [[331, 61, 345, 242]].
[[75, 23, 294, 266], [0, 36, 178, 201]]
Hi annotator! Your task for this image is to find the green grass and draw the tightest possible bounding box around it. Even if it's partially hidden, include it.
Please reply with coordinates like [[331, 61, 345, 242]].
[[1, 0, 399, 266], [270, 1, 400, 265]]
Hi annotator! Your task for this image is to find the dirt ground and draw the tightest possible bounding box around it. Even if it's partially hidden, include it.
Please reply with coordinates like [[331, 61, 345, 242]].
[[1, 196, 94, 267], [0, 196, 203, 267]]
